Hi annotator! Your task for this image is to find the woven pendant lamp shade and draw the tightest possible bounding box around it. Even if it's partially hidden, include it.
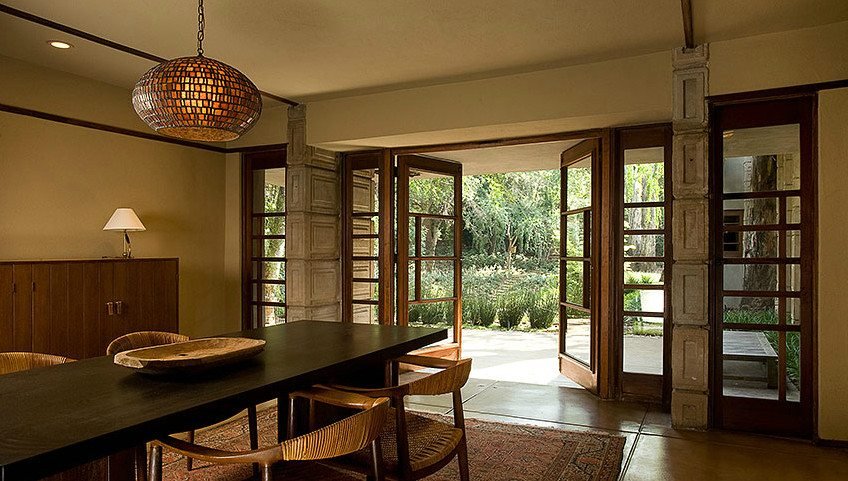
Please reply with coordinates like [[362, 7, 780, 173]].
[[132, 55, 262, 142]]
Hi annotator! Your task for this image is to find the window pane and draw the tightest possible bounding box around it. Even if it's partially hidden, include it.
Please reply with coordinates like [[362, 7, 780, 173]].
[[722, 125, 800, 194], [253, 167, 286, 213], [254, 261, 284, 281], [565, 156, 592, 211], [409, 172, 455, 216], [624, 207, 664, 230], [722, 199, 779, 225], [623, 289, 665, 314], [623, 148, 664, 203], [256, 239, 285, 258], [787, 332, 801, 402], [724, 264, 778, 291], [624, 262, 664, 285], [260, 306, 285, 327], [256, 216, 286, 236], [623, 316, 664, 375], [564, 306, 591, 365], [409, 301, 454, 331], [421, 260, 454, 299], [786, 196, 801, 224], [786, 264, 801, 291], [624, 235, 664, 258], [787, 297, 801, 325], [260, 283, 285, 304], [564, 261, 585, 305], [565, 213, 586, 257], [786, 230, 801, 258], [723, 298, 779, 325], [737, 231, 779, 258], [352, 280, 378, 301], [352, 168, 378, 214], [353, 260, 378, 280], [353, 237, 378, 257], [418, 218, 454, 257], [723, 329, 779, 400]]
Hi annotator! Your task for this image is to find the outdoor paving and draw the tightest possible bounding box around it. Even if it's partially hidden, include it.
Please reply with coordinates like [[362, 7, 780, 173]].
[[461, 329, 664, 385]]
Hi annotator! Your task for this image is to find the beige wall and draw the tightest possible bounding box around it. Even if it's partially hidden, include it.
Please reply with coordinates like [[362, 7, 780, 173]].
[[0, 112, 233, 338], [817, 88, 848, 441]]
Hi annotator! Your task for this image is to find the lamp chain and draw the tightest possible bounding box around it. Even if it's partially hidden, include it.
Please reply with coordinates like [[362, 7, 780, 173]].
[[196, 0, 205, 56]]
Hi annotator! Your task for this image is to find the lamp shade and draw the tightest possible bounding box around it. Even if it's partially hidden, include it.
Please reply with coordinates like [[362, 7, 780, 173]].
[[103, 208, 146, 232], [132, 55, 262, 142]]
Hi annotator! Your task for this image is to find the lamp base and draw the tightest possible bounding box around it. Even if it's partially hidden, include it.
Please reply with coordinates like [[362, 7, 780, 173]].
[[122, 231, 133, 259]]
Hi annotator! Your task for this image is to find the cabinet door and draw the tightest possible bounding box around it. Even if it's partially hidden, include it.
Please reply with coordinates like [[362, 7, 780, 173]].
[[31, 263, 100, 359], [11, 265, 33, 351], [107, 260, 179, 346], [0, 265, 14, 351]]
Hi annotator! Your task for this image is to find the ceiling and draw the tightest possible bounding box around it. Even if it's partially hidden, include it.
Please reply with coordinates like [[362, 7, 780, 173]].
[[431, 139, 583, 175], [1, 1, 846, 103]]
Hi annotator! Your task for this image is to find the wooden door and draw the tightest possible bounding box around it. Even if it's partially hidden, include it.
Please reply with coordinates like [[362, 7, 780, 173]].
[[712, 96, 815, 437], [616, 125, 673, 404], [559, 140, 603, 393], [397, 154, 463, 357], [342, 150, 394, 325]]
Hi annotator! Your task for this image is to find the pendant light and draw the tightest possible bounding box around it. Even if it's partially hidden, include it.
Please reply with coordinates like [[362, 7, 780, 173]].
[[132, 0, 262, 142]]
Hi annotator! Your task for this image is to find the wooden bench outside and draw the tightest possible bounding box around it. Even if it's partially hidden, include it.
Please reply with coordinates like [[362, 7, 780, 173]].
[[723, 330, 778, 388]]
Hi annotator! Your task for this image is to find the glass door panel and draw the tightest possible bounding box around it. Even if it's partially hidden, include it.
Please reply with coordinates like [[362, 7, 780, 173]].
[[714, 97, 814, 437], [398, 155, 462, 354], [617, 126, 671, 403], [559, 139, 600, 392], [242, 149, 287, 328]]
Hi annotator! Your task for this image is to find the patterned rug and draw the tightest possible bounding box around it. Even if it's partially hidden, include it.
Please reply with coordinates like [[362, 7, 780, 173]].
[[162, 407, 625, 481]]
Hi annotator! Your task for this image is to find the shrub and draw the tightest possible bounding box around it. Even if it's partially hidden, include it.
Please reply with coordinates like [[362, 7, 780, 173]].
[[461, 297, 477, 326], [498, 294, 526, 329], [419, 302, 447, 325], [477, 299, 497, 327], [528, 295, 558, 329]]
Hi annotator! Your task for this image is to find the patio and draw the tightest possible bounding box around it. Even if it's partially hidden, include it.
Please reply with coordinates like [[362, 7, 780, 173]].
[[461, 329, 664, 387]]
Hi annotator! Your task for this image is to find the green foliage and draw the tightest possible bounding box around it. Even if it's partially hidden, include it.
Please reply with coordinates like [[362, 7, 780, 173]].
[[410, 302, 451, 326], [528, 293, 558, 329], [498, 292, 534, 329], [723, 309, 800, 388]]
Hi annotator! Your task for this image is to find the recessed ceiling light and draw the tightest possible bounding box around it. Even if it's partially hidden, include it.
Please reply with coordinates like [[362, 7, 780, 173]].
[[48, 40, 73, 49]]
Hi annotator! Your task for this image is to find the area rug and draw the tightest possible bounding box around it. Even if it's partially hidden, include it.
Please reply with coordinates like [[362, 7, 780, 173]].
[[162, 407, 625, 481]]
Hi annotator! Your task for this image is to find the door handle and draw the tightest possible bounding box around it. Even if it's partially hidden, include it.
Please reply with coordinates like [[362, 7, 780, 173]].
[[115, 300, 123, 315], [106, 302, 114, 316]]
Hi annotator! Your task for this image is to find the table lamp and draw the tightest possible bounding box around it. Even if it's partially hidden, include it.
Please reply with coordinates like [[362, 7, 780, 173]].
[[103, 208, 146, 258]]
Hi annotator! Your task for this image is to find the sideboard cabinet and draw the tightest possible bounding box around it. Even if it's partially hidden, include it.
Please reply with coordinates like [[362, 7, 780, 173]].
[[0, 258, 178, 359]]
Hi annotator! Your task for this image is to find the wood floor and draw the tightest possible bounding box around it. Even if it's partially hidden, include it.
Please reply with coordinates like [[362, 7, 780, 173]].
[[408, 379, 848, 480]]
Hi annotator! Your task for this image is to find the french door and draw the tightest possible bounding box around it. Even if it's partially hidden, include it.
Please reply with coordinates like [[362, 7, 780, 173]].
[[559, 139, 603, 394], [241, 148, 287, 329], [616, 126, 672, 404], [397, 155, 463, 357], [341, 150, 394, 325], [342, 152, 463, 356], [712, 96, 815, 437]]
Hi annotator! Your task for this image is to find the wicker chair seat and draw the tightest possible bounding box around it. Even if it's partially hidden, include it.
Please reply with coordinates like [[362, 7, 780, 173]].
[[344, 408, 463, 474]]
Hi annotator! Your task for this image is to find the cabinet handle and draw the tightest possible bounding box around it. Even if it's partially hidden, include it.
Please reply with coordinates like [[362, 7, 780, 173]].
[[106, 302, 114, 316], [115, 301, 123, 315]]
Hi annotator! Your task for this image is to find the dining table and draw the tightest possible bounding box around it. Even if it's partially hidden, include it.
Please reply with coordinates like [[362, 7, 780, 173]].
[[0, 320, 446, 481]]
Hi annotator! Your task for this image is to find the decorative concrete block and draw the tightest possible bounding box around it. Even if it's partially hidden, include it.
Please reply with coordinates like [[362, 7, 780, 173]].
[[673, 68, 708, 131], [671, 390, 708, 429], [672, 44, 709, 70], [286, 165, 339, 216], [672, 326, 709, 391], [672, 263, 709, 325], [673, 132, 709, 198], [672, 199, 709, 260], [287, 212, 341, 260]]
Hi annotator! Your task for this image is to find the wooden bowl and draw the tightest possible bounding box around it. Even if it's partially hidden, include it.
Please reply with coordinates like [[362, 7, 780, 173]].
[[113, 337, 266, 375]]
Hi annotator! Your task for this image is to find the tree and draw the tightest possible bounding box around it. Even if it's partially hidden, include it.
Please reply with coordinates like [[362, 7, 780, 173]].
[[741, 155, 778, 309]]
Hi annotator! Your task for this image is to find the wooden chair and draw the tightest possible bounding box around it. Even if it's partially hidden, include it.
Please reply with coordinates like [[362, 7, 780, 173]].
[[148, 387, 390, 481], [0, 352, 72, 374], [330, 355, 472, 481], [107, 331, 260, 474]]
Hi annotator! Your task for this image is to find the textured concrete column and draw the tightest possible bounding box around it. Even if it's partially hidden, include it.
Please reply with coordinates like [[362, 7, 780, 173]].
[[670, 45, 711, 429], [285, 105, 342, 322]]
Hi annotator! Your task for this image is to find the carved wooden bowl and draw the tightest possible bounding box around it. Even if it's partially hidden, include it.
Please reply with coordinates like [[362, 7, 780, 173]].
[[113, 337, 266, 375]]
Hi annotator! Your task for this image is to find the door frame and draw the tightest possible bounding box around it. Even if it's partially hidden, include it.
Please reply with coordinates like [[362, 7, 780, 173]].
[[709, 94, 817, 437]]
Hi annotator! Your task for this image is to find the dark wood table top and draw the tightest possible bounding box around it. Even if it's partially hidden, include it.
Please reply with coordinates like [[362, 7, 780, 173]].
[[0, 321, 446, 480]]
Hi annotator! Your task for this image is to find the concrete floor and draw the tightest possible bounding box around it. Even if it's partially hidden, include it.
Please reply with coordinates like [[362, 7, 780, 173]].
[[407, 380, 848, 480]]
